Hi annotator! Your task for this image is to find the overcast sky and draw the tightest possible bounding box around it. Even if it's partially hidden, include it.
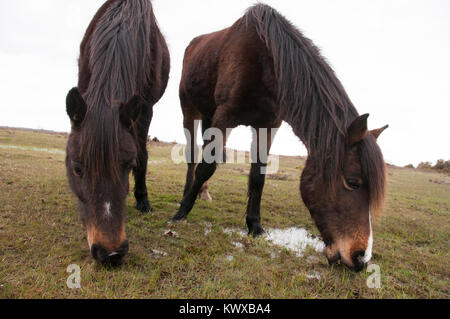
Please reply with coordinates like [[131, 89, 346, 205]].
[[0, 0, 449, 166]]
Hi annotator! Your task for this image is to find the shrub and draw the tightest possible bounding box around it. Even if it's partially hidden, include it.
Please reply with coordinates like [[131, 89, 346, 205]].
[[417, 162, 432, 169], [433, 159, 450, 173], [433, 159, 450, 170], [417, 160, 450, 174]]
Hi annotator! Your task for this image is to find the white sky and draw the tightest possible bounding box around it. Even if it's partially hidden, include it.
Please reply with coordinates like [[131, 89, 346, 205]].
[[0, 0, 449, 166]]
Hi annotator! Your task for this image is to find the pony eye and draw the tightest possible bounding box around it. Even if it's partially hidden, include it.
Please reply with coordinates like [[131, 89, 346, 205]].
[[71, 161, 82, 177], [344, 177, 361, 190]]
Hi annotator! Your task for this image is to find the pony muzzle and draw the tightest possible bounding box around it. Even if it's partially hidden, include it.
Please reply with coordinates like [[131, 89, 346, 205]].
[[90, 240, 129, 266], [324, 240, 371, 272], [86, 224, 128, 265]]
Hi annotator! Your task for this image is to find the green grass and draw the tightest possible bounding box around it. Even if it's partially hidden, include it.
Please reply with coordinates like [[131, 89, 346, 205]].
[[0, 128, 449, 298]]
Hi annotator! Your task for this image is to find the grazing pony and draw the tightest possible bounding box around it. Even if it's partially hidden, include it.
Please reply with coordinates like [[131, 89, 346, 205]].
[[65, 0, 169, 265], [172, 4, 387, 272]]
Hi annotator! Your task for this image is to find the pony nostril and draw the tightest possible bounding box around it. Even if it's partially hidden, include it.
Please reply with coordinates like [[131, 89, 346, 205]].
[[353, 250, 365, 262], [326, 251, 341, 265], [91, 243, 108, 263], [104, 253, 124, 267], [351, 250, 366, 272]]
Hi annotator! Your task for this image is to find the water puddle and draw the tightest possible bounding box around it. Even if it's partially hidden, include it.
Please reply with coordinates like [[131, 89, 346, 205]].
[[0, 144, 65, 155], [222, 226, 324, 258], [0, 144, 168, 167], [223, 227, 247, 237], [265, 227, 325, 257]]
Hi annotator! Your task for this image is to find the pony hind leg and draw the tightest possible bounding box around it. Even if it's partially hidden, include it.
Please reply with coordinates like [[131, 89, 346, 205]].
[[133, 104, 153, 213], [171, 152, 218, 222], [182, 114, 200, 198], [171, 108, 233, 222], [181, 113, 212, 201], [199, 116, 213, 201], [246, 123, 280, 237]]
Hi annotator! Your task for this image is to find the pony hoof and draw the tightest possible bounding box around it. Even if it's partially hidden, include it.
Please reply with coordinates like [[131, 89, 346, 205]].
[[199, 191, 213, 202], [249, 225, 265, 238], [170, 212, 187, 223], [136, 199, 152, 214], [169, 217, 186, 224]]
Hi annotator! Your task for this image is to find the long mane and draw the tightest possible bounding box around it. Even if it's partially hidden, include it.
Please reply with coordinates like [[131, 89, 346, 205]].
[[244, 4, 386, 211], [79, 0, 154, 185]]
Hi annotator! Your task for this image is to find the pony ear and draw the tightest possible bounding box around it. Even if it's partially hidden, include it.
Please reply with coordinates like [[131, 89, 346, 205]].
[[347, 113, 369, 145], [370, 124, 389, 140], [119, 95, 145, 129], [66, 87, 87, 128]]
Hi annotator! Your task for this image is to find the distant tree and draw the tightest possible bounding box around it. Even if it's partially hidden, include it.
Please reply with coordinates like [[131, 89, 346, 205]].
[[404, 164, 415, 169], [433, 159, 449, 169], [433, 159, 450, 173], [417, 161, 432, 169], [417, 160, 450, 173]]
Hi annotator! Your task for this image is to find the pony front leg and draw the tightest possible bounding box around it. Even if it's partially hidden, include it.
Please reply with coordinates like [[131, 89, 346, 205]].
[[246, 124, 279, 237], [134, 144, 151, 213], [133, 105, 153, 213], [246, 161, 267, 237]]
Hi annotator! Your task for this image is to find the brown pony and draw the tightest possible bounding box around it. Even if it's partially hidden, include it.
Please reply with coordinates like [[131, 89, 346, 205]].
[[65, 0, 169, 265], [172, 4, 388, 272]]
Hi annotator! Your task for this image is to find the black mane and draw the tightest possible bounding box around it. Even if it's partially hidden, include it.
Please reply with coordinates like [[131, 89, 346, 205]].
[[79, 0, 155, 185]]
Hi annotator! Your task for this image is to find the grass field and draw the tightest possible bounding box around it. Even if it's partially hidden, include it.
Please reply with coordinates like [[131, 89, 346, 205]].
[[0, 127, 448, 298]]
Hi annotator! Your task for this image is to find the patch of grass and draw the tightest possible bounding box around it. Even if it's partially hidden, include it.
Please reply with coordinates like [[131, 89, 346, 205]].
[[0, 128, 449, 298]]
